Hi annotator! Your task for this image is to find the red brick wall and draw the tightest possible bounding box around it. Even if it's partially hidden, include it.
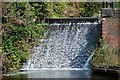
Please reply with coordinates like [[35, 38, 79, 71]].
[[102, 14, 120, 48]]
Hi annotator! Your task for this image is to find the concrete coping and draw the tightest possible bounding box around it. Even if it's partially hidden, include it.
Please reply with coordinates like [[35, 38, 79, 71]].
[[101, 8, 120, 10], [45, 17, 98, 24], [114, 8, 120, 10], [101, 8, 114, 17], [101, 8, 120, 17]]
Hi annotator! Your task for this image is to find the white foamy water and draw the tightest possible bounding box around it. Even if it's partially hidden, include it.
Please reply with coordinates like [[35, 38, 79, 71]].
[[21, 22, 99, 70]]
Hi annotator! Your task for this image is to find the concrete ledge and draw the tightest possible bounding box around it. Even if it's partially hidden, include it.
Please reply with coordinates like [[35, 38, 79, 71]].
[[45, 17, 98, 23]]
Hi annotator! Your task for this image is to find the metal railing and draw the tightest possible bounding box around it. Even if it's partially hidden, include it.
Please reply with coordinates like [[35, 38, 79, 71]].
[[102, 1, 114, 8], [102, 1, 120, 8]]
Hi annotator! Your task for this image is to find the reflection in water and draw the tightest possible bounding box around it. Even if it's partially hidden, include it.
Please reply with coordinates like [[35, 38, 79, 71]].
[[2, 70, 91, 78], [2, 70, 120, 80], [25, 70, 91, 78]]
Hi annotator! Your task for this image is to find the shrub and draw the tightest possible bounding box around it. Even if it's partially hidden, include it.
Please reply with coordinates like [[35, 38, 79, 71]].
[[91, 39, 119, 67], [2, 2, 46, 72]]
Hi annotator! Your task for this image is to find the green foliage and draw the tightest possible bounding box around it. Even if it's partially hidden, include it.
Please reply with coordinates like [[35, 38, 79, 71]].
[[45, 2, 66, 18], [29, 2, 46, 18], [114, 1, 120, 8], [2, 2, 46, 72], [44, 2, 101, 18], [91, 39, 119, 67], [79, 2, 101, 17]]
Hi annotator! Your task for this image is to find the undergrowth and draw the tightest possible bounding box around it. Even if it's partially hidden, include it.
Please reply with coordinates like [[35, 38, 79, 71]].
[[91, 39, 119, 68], [2, 2, 46, 72]]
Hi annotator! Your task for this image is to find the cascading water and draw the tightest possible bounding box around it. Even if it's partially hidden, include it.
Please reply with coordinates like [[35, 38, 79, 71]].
[[21, 22, 99, 70]]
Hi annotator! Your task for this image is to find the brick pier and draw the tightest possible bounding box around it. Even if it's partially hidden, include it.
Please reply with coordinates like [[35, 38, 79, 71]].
[[101, 8, 120, 49]]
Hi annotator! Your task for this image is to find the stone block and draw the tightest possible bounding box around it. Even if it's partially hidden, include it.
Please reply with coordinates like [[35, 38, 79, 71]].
[[102, 8, 114, 17]]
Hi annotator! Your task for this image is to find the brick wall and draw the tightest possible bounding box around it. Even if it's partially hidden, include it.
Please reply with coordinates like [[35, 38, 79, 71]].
[[102, 8, 120, 48]]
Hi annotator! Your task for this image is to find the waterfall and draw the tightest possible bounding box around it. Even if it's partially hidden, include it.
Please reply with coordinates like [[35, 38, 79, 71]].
[[21, 22, 99, 70]]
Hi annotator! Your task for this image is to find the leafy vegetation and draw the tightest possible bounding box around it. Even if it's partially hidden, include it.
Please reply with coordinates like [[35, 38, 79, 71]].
[[2, 2, 46, 72], [44, 2, 101, 18], [91, 39, 119, 68], [114, 1, 120, 8]]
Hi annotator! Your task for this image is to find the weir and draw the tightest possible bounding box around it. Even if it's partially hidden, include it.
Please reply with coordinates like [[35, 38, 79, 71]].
[[45, 17, 98, 23], [21, 17, 101, 70]]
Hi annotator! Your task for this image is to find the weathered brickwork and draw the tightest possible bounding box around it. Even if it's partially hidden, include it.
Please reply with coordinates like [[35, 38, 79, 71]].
[[102, 9, 120, 48]]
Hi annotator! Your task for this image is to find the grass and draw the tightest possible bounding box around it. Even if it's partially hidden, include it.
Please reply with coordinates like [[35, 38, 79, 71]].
[[91, 40, 119, 68]]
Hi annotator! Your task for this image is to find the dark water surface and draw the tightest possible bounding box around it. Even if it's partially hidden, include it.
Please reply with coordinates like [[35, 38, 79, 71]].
[[1, 70, 119, 80]]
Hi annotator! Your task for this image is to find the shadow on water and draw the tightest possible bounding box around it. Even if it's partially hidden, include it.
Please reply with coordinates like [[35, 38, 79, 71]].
[[91, 71, 120, 80]]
